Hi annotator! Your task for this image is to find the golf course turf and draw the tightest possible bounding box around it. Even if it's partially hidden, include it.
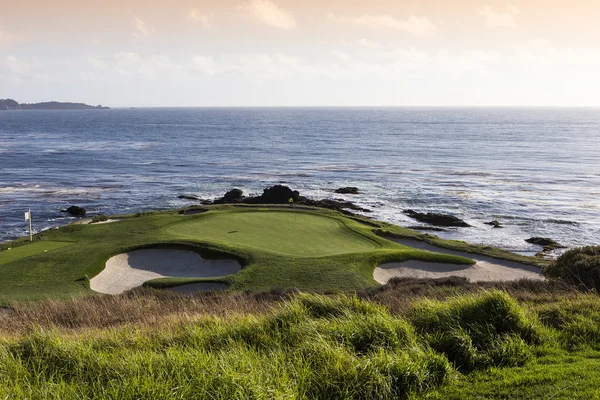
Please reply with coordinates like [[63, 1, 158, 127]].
[[0, 206, 479, 303], [3, 205, 595, 400]]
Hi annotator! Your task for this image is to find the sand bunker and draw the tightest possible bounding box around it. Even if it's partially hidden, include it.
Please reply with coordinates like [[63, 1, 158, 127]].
[[90, 248, 241, 295], [374, 237, 544, 284]]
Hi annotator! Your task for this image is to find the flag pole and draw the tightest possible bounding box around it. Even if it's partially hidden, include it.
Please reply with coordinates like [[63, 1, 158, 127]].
[[28, 209, 32, 242]]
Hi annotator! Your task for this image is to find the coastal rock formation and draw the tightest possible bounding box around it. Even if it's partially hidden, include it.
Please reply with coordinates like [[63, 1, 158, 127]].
[[485, 220, 503, 228], [335, 187, 360, 194], [213, 188, 245, 204], [526, 237, 566, 252], [65, 206, 86, 217], [403, 210, 470, 227], [209, 185, 370, 214], [178, 195, 201, 201]]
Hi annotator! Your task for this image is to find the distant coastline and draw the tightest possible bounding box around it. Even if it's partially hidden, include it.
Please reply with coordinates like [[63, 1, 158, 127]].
[[0, 98, 109, 110]]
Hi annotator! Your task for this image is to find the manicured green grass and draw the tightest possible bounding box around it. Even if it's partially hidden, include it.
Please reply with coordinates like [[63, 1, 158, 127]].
[[168, 211, 379, 256], [0, 207, 475, 303], [0, 241, 73, 265]]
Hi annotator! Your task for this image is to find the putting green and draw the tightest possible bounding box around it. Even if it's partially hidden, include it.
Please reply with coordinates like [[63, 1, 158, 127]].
[[0, 241, 73, 266], [169, 211, 379, 257]]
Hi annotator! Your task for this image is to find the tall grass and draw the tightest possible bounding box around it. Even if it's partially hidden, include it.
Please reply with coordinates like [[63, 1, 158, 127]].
[[1, 281, 599, 398], [0, 294, 451, 399]]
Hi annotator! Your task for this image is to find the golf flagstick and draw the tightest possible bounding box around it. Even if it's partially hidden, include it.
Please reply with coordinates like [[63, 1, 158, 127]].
[[25, 209, 32, 241]]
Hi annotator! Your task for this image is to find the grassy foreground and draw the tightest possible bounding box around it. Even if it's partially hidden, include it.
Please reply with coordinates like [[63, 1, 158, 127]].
[[1, 283, 600, 399], [0, 206, 477, 303]]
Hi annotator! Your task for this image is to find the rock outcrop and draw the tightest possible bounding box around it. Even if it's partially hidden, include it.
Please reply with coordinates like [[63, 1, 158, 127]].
[[525, 237, 566, 252], [209, 185, 370, 214], [485, 220, 503, 228], [64, 206, 86, 217], [335, 187, 360, 195], [403, 210, 470, 227]]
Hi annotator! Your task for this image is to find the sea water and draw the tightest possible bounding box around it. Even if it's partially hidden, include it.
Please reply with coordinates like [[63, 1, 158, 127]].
[[1, 107, 599, 254]]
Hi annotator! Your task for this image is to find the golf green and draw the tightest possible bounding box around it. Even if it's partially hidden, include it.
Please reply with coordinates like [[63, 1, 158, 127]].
[[168, 211, 380, 257]]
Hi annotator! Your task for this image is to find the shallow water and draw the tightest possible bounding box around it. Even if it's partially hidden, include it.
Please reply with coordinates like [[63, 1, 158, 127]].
[[1, 107, 599, 253]]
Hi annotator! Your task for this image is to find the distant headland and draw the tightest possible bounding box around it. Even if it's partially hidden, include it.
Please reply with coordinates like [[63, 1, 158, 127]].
[[0, 98, 109, 110]]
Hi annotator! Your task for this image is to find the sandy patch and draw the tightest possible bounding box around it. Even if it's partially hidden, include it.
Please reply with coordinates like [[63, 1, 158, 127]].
[[90, 249, 241, 295], [374, 237, 544, 284]]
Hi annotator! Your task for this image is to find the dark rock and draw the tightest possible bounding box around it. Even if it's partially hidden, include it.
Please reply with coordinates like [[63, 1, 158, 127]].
[[223, 188, 244, 202], [309, 199, 371, 213], [525, 237, 566, 251], [65, 206, 86, 217], [484, 220, 503, 228], [257, 185, 300, 204], [213, 188, 245, 204], [335, 187, 359, 195], [209, 185, 371, 214], [403, 210, 470, 227], [178, 195, 201, 201]]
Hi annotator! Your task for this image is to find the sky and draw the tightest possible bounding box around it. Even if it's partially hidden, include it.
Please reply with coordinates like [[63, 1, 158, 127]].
[[1, 0, 600, 107]]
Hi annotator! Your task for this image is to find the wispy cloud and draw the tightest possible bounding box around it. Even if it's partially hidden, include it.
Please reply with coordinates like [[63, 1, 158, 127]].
[[358, 38, 385, 50], [237, 0, 296, 30], [332, 50, 352, 62], [477, 6, 519, 28], [87, 56, 107, 70], [187, 9, 213, 29], [328, 13, 437, 36], [129, 11, 154, 38], [1, 55, 49, 85], [114, 52, 182, 79]]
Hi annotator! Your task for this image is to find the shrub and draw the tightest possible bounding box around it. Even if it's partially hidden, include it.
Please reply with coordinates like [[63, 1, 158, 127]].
[[410, 290, 542, 371], [538, 296, 600, 350], [545, 246, 600, 291]]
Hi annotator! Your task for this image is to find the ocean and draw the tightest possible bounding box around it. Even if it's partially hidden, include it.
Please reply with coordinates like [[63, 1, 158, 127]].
[[1, 107, 599, 254]]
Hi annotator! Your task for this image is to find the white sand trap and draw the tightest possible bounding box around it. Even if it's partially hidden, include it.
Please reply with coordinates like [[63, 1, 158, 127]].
[[374, 237, 544, 285], [90, 248, 241, 295]]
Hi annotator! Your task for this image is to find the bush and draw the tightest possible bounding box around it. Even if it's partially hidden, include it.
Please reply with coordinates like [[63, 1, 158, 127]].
[[410, 290, 542, 371], [538, 296, 600, 350], [545, 246, 600, 291]]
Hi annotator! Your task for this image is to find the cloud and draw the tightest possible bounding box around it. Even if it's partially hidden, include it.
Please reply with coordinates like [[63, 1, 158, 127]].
[[187, 9, 213, 29], [237, 0, 296, 30], [191, 56, 220, 76], [477, 6, 519, 28], [332, 50, 352, 62], [358, 38, 385, 50], [328, 13, 437, 36], [87, 56, 106, 70], [0, 55, 49, 85], [114, 52, 182, 79], [129, 11, 153, 38]]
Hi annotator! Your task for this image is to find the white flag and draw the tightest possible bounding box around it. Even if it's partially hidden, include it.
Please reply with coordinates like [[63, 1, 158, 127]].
[[25, 211, 30, 221]]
